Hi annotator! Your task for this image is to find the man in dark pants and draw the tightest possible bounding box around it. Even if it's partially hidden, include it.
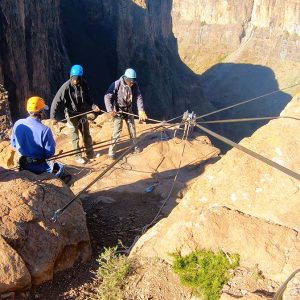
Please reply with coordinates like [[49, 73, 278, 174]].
[[50, 64, 100, 164], [104, 68, 148, 159], [11, 96, 70, 183]]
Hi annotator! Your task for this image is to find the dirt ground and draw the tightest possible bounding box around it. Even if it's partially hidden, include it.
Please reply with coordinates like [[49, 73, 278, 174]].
[[14, 191, 164, 300]]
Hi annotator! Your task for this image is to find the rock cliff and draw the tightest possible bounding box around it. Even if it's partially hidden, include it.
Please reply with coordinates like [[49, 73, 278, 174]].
[[172, 0, 300, 77], [1, 0, 299, 139], [131, 94, 300, 296], [0, 169, 91, 293], [0, 0, 69, 118]]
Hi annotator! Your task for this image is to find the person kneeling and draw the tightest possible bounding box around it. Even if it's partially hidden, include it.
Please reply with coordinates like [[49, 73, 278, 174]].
[[11, 96, 71, 184]]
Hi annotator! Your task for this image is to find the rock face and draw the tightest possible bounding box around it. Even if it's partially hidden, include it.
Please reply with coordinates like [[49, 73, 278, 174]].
[[0, 85, 11, 140], [0, 235, 31, 293], [132, 94, 300, 284], [283, 271, 300, 300], [0, 0, 215, 121], [172, 0, 300, 75], [0, 169, 91, 292], [2, 1, 299, 139], [171, 0, 300, 141], [0, 114, 221, 295], [0, 0, 69, 118]]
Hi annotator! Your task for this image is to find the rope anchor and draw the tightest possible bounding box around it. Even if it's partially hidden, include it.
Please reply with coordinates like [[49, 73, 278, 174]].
[[174, 110, 196, 139]]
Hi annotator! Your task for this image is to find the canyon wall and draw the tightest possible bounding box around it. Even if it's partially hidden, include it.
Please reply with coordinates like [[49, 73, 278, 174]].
[[0, 0, 69, 118], [0, 0, 299, 136], [171, 0, 300, 141]]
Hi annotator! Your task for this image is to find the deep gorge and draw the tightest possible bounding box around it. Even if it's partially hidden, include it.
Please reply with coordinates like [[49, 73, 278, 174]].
[[0, 0, 300, 143]]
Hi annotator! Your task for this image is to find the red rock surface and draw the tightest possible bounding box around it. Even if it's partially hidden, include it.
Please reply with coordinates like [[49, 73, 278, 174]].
[[0, 169, 91, 293], [131, 95, 300, 297]]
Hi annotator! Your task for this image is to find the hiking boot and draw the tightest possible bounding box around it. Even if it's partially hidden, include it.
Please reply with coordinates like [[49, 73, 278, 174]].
[[75, 157, 86, 164], [108, 153, 116, 160], [86, 152, 101, 159], [61, 174, 72, 185], [133, 146, 141, 154]]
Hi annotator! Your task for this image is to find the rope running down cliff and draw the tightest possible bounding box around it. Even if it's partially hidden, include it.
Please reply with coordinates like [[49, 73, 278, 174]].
[[196, 82, 300, 120], [194, 121, 300, 182], [51, 122, 181, 222]]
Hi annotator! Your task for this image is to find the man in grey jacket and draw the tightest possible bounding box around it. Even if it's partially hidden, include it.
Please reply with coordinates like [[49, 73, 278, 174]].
[[104, 68, 147, 159]]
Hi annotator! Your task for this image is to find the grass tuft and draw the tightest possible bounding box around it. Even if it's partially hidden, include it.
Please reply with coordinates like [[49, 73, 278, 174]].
[[92, 246, 131, 300], [172, 249, 239, 300]]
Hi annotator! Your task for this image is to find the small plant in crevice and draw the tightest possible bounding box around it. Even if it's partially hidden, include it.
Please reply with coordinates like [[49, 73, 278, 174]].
[[92, 246, 131, 300], [172, 249, 240, 300], [217, 53, 228, 63]]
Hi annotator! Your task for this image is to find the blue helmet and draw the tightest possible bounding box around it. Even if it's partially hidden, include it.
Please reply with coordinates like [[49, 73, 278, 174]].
[[124, 68, 136, 80], [70, 65, 83, 77]]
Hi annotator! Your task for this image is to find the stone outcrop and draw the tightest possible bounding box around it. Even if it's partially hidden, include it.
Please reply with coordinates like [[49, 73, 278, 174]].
[[132, 94, 300, 286], [0, 169, 91, 293], [0, 114, 221, 294], [0, 235, 31, 293]]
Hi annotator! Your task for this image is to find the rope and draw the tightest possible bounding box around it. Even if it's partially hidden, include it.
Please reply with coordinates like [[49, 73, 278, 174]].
[[167, 114, 184, 123], [99, 109, 162, 124], [0, 136, 134, 173], [60, 110, 95, 122], [194, 122, 300, 182], [52, 119, 167, 159], [51, 122, 180, 222], [198, 115, 300, 124], [2, 119, 174, 174], [273, 268, 300, 300], [99, 109, 183, 125], [46, 121, 173, 161], [123, 130, 188, 254], [196, 82, 300, 120]]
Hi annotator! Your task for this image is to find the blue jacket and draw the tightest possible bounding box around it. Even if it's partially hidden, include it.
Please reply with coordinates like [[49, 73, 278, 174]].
[[104, 76, 144, 113], [11, 117, 56, 173]]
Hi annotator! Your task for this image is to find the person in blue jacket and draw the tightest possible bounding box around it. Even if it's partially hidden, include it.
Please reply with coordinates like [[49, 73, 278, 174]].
[[104, 68, 148, 159], [11, 96, 70, 182]]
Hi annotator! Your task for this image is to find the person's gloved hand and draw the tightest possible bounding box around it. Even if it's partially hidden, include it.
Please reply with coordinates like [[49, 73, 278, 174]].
[[139, 111, 148, 122], [52, 119, 58, 126], [92, 104, 100, 112], [110, 111, 118, 117]]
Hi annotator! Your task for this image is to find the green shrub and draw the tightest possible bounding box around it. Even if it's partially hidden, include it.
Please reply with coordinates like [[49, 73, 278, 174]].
[[172, 250, 239, 300], [92, 246, 131, 300]]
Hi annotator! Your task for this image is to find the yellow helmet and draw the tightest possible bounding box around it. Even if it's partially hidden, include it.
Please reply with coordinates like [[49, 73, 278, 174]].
[[26, 96, 48, 113]]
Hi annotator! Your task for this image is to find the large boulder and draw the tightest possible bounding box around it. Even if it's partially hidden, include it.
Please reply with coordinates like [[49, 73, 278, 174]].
[[0, 235, 31, 293], [132, 95, 300, 282], [0, 169, 91, 293]]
